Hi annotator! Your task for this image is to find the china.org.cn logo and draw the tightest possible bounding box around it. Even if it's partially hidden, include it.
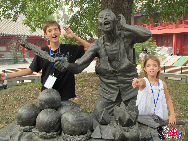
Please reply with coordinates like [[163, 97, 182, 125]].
[[162, 126, 182, 139]]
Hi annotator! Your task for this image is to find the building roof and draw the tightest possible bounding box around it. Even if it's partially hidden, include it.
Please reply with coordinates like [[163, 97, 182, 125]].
[[0, 19, 44, 37]]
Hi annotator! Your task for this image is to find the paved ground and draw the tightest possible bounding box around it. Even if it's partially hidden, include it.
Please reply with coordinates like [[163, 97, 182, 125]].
[[0, 59, 141, 74]]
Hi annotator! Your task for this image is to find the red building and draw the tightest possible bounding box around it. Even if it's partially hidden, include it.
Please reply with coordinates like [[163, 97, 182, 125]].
[[0, 19, 48, 58], [133, 11, 188, 56]]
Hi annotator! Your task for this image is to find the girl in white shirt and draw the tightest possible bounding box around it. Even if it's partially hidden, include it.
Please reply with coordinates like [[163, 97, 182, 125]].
[[132, 55, 176, 126]]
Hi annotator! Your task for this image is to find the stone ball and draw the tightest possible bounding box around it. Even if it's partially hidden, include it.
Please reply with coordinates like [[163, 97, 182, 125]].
[[36, 109, 61, 133], [37, 89, 61, 110], [60, 101, 80, 107], [16, 103, 41, 127], [61, 107, 92, 136], [58, 105, 79, 116]]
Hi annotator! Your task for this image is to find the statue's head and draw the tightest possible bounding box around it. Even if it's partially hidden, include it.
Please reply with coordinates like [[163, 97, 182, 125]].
[[98, 9, 118, 31]]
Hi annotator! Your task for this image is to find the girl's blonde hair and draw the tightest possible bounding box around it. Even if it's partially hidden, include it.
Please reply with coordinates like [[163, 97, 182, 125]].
[[143, 55, 161, 79]]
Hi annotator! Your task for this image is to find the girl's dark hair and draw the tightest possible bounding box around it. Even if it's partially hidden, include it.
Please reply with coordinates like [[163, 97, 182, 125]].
[[144, 55, 161, 79]]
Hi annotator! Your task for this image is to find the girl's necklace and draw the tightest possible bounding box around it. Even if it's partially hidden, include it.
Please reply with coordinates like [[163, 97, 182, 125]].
[[152, 82, 157, 85], [147, 78, 160, 114], [150, 79, 158, 85]]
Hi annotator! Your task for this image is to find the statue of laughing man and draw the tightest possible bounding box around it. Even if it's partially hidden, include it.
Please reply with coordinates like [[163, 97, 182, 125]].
[[54, 9, 152, 125]]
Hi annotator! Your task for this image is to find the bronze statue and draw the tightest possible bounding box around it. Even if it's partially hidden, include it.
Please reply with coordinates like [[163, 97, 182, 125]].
[[54, 9, 152, 125]]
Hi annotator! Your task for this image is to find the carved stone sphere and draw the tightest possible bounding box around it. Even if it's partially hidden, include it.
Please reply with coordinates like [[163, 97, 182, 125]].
[[36, 109, 61, 133], [61, 107, 92, 136], [60, 101, 80, 107], [16, 103, 41, 126], [58, 105, 78, 116], [37, 89, 61, 110]]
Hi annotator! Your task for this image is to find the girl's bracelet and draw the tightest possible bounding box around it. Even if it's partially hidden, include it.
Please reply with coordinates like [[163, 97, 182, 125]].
[[5, 73, 7, 80]]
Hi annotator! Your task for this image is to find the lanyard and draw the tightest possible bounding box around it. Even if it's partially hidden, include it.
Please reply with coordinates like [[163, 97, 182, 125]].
[[147, 78, 160, 113], [49, 45, 61, 73]]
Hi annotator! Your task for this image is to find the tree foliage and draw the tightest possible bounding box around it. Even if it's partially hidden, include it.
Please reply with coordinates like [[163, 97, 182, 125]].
[[0, 0, 60, 32], [133, 0, 188, 24], [1, 0, 188, 44], [53, 1, 72, 25], [61, 0, 101, 44], [63, 0, 188, 44]]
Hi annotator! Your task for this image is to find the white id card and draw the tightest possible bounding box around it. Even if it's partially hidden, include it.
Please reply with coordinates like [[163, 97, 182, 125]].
[[44, 75, 57, 89]]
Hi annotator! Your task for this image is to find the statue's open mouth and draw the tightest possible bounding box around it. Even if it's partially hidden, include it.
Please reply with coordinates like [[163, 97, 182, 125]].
[[104, 21, 110, 28]]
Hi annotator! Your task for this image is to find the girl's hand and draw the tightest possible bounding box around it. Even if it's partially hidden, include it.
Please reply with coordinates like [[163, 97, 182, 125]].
[[164, 115, 176, 126], [63, 26, 76, 39], [132, 78, 141, 88]]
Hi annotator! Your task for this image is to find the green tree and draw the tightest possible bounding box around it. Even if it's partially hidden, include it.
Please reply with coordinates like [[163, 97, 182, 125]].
[[134, 37, 157, 64], [62, 0, 101, 45], [54, 1, 72, 25], [63, 0, 188, 44], [0, 0, 60, 32], [134, 0, 188, 24], [1, 0, 188, 43]]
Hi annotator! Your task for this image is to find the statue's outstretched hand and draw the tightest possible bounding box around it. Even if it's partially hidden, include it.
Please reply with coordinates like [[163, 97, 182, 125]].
[[54, 58, 68, 72], [118, 14, 126, 26]]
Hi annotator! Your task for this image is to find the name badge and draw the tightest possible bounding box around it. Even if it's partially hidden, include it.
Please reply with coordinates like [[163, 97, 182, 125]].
[[44, 75, 57, 89]]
